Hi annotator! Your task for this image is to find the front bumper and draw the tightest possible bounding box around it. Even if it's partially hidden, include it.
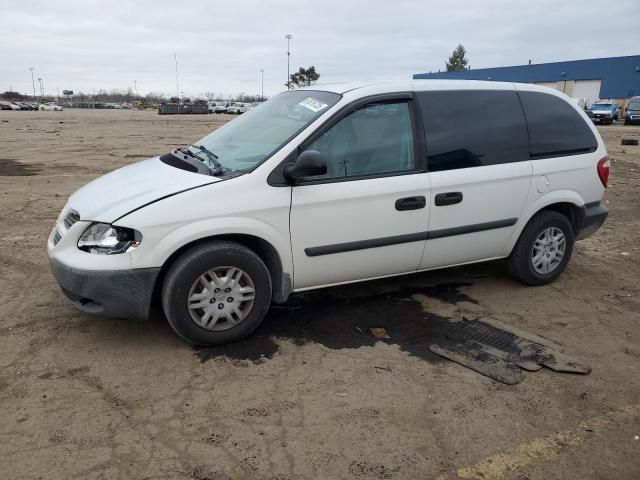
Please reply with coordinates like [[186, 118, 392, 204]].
[[591, 114, 613, 123], [49, 257, 160, 320], [575, 201, 608, 241]]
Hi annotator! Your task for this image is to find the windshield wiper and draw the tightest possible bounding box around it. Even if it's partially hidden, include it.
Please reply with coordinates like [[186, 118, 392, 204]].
[[191, 144, 225, 176]]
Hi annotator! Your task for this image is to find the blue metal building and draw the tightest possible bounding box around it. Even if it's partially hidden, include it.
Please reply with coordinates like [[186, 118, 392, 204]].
[[414, 55, 640, 99]]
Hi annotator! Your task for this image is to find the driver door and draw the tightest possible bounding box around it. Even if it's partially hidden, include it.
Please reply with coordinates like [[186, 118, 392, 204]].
[[288, 95, 430, 290]]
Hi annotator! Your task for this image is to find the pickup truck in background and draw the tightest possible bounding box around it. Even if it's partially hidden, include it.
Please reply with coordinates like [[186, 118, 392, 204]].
[[588, 101, 617, 125]]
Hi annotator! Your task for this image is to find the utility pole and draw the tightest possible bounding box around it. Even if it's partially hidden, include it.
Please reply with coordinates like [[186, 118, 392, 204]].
[[260, 69, 264, 101], [37, 78, 42, 100], [134, 79, 138, 97], [285, 34, 293, 90], [29, 67, 36, 100], [174, 53, 180, 104]]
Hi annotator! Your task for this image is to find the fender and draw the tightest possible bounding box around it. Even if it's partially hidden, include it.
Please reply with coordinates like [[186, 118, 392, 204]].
[[504, 189, 585, 254], [122, 216, 293, 276]]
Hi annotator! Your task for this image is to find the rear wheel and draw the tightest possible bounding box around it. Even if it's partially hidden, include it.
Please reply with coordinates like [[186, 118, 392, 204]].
[[507, 210, 574, 286], [162, 241, 272, 345]]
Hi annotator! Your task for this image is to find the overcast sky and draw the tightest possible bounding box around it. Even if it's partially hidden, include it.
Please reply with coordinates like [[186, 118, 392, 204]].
[[1, 0, 637, 99]]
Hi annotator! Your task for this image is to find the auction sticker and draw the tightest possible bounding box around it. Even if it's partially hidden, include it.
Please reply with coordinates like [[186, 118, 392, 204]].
[[298, 97, 328, 113]]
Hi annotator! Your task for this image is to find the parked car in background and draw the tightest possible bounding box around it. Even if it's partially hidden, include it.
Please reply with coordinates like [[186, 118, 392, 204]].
[[0, 102, 13, 110], [226, 102, 250, 114], [16, 102, 34, 110], [588, 101, 617, 124], [8, 102, 22, 110], [207, 101, 226, 114], [214, 102, 233, 113], [39, 102, 64, 111], [624, 96, 640, 125], [48, 80, 609, 346]]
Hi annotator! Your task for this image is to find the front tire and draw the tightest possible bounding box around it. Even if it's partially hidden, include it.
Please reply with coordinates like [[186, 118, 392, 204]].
[[162, 241, 272, 345], [507, 210, 575, 286]]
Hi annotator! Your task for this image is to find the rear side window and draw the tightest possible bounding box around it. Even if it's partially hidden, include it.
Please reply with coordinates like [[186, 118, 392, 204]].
[[418, 90, 529, 172], [518, 91, 597, 158]]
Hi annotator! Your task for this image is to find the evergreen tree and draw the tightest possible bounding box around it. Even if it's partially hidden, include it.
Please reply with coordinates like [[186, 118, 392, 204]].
[[446, 44, 469, 72]]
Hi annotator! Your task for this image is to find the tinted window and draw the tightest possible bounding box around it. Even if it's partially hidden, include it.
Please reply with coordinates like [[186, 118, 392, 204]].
[[306, 101, 414, 179], [518, 91, 597, 158], [418, 90, 529, 172]]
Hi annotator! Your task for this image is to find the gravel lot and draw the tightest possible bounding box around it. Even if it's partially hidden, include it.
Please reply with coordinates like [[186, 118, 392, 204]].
[[1, 109, 639, 480]]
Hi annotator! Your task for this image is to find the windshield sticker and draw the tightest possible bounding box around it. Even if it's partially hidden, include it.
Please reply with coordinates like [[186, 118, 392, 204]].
[[298, 97, 329, 113]]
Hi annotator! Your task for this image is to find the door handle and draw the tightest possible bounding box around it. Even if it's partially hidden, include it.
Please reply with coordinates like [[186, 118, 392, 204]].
[[395, 196, 426, 211], [434, 192, 463, 206]]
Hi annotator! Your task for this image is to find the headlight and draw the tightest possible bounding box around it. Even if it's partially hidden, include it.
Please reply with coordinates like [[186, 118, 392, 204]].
[[78, 223, 142, 254]]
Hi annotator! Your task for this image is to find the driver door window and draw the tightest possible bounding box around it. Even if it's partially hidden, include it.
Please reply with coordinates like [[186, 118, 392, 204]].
[[306, 101, 415, 179]]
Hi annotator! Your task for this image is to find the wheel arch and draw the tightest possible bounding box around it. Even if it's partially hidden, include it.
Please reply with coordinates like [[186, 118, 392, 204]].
[[152, 233, 291, 310], [506, 191, 586, 255]]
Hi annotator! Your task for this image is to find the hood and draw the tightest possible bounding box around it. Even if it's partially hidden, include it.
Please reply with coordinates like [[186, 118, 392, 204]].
[[68, 156, 221, 223], [590, 105, 614, 111]]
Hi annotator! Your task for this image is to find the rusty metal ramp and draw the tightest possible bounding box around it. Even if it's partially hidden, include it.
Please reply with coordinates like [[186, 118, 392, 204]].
[[429, 318, 591, 384]]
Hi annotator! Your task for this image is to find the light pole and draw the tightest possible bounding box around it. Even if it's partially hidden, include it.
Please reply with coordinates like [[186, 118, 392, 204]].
[[285, 34, 293, 90], [174, 53, 180, 104], [260, 69, 264, 101], [29, 67, 36, 100], [37, 77, 42, 100]]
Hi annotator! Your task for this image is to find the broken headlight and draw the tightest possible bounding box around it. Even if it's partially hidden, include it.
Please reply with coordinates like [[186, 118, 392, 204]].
[[78, 223, 142, 254]]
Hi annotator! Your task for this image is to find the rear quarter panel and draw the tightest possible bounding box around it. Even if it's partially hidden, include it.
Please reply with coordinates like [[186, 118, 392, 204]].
[[506, 83, 607, 254]]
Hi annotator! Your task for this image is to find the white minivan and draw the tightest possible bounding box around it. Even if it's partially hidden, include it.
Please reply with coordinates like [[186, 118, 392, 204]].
[[48, 81, 609, 345]]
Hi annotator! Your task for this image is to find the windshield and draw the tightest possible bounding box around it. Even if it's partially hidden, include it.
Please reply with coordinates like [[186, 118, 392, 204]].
[[192, 90, 340, 172], [590, 103, 613, 109], [628, 102, 640, 111]]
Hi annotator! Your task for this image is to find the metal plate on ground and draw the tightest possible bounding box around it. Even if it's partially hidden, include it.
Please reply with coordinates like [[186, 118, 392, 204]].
[[429, 319, 591, 384]]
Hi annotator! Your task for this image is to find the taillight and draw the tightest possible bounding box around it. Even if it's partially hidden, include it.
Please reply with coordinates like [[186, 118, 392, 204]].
[[597, 156, 610, 187]]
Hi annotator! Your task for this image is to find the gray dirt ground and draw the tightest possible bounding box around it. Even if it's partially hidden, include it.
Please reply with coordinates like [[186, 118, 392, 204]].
[[0, 109, 639, 480]]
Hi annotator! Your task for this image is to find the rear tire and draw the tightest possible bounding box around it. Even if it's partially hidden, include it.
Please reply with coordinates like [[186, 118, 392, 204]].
[[162, 241, 272, 345], [507, 210, 575, 286]]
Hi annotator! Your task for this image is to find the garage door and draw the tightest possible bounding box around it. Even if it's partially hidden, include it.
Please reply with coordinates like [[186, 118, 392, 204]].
[[534, 81, 574, 96], [573, 79, 601, 99], [534, 81, 561, 92]]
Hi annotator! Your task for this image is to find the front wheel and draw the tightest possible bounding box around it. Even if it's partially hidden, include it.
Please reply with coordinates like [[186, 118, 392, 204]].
[[162, 241, 272, 345], [507, 210, 575, 286]]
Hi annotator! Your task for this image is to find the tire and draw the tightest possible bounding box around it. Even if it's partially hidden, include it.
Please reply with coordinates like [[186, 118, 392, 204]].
[[162, 241, 272, 345], [507, 210, 575, 286]]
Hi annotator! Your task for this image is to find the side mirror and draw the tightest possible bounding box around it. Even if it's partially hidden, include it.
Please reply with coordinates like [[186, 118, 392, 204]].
[[283, 149, 328, 182]]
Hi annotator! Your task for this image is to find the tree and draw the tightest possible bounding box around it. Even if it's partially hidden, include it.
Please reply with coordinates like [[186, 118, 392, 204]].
[[288, 66, 320, 88], [445, 44, 469, 72]]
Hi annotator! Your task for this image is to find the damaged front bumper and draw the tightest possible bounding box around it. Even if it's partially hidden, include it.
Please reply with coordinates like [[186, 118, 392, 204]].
[[49, 257, 160, 320]]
